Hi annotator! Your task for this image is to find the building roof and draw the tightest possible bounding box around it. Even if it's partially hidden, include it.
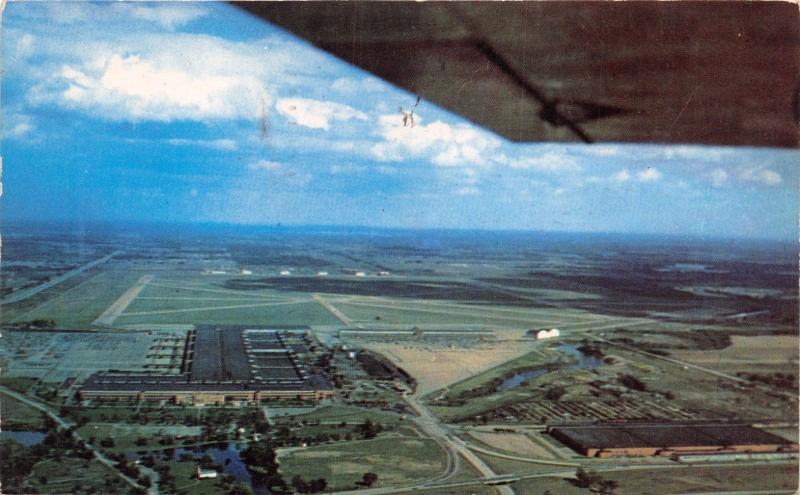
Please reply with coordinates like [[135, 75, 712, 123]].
[[80, 326, 333, 394], [550, 423, 794, 450], [190, 326, 251, 382]]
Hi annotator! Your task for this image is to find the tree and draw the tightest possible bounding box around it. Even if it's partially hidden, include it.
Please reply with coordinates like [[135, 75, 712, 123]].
[[292, 474, 308, 493], [229, 482, 253, 495], [359, 419, 377, 439], [599, 479, 619, 495], [575, 467, 601, 488], [360, 472, 378, 487], [308, 478, 328, 492]]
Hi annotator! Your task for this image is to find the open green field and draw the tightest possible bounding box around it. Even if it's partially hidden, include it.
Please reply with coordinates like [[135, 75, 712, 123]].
[[509, 463, 798, 494], [77, 423, 204, 452], [270, 405, 406, 426], [25, 457, 135, 495], [330, 297, 612, 329], [425, 345, 570, 421], [277, 435, 446, 490], [0, 394, 47, 430], [161, 459, 233, 495], [11, 268, 148, 329], [393, 485, 496, 495], [115, 300, 338, 326]]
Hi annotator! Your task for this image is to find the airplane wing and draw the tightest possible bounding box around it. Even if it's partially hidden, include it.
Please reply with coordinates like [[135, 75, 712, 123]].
[[233, 1, 799, 148]]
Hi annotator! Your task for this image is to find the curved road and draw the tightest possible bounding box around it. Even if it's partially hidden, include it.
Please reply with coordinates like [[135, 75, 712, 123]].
[[0, 386, 157, 494]]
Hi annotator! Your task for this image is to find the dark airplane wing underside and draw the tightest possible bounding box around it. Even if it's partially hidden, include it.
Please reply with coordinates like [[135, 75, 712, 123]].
[[233, 1, 799, 148]]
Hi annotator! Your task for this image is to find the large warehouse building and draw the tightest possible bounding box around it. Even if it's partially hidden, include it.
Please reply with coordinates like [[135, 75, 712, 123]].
[[548, 423, 798, 458], [79, 326, 334, 405]]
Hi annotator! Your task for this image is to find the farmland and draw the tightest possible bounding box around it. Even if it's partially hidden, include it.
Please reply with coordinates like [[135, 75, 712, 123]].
[[0, 223, 797, 495]]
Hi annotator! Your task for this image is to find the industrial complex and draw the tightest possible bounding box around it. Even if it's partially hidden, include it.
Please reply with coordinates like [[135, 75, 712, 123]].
[[79, 326, 334, 405], [547, 423, 798, 458]]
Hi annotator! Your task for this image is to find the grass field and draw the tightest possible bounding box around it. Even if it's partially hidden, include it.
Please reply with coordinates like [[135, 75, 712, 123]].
[[277, 435, 445, 490], [0, 394, 47, 430], [77, 423, 204, 452], [670, 335, 799, 374], [13, 269, 148, 329], [163, 459, 232, 495], [110, 278, 339, 326], [393, 485, 497, 495], [270, 405, 406, 426], [330, 297, 612, 329], [509, 463, 798, 494], [114, 300, 339, 326], [25, 457, 134, 495]]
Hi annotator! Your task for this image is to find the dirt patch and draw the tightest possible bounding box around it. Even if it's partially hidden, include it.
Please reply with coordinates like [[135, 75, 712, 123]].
[[469, 431, 555, 459], [363, 342, 535, 395]]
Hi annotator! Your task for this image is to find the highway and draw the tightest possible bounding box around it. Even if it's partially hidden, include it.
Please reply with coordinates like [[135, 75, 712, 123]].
[[2, 252, 118, 304], [402, 394, 515, 495]]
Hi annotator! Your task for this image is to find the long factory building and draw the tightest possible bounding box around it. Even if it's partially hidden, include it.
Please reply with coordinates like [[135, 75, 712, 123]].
[[548, 422, 798, 458], [79, 326, 334, 405]]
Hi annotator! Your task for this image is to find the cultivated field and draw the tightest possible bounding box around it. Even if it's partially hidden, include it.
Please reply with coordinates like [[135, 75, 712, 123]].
[[670, 335, 798, 373]]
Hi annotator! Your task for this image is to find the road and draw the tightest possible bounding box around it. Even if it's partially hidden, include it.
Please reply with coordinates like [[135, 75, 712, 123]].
[[2, 252, 118, 304], [402, 394, 515, 495], [0, 386, 158, 494]]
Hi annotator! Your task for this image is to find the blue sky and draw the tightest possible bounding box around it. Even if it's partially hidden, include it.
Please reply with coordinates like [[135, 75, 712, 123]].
[[3, 2, 798, 240]]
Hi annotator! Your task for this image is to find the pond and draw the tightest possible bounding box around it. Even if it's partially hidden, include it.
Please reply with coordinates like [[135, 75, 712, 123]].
[[496, 344, 604, 391], [0, 431, 46, 446], [128, 442, 270, 495]]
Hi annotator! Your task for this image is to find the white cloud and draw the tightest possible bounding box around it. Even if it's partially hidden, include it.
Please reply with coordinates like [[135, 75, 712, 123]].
[[249, 160, 283, 172], [637, 167, 662, 182], [24, 28, 332, 124], [48, 52, 269, 122], [40, 2, 208, 30], [583, 145, 620, 157], [507, 151, 582, 172], [612, 169, 631, 182], [167, 138, 237, 151], [371, 113, 501, 168], [737, 165, 782, 186], [4, 113, 35, 139], [331, 77, 386, 95], [122, 3, 209, 30], [329, 164, 367, 175], [658, 145, 734, 162], [15, 33, 35, 59], [456, 186, 480, 196], [249, 159, 312, 186], [709, 168, 729, 187], [275, 98, 368, 131]]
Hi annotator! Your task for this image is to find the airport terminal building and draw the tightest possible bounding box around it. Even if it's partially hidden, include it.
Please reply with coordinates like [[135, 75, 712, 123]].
[[79, 326, 334, 405]]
